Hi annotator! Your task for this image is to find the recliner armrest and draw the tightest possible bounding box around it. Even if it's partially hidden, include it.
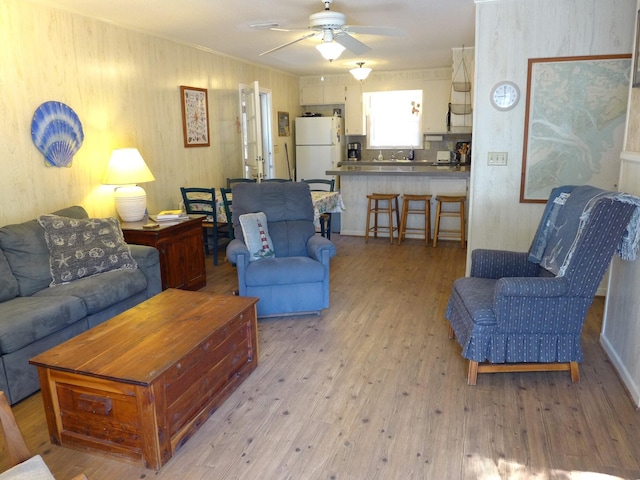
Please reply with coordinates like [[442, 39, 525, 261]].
[[306, 235, 337, 262], [471, 249, 541, 279], [226, 239, 250, 267], [495, 276, 569, 298]]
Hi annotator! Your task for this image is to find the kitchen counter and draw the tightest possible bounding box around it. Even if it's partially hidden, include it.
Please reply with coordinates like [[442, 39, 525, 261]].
[[330, 162, 469, 238], [329, 163, 469, 177]]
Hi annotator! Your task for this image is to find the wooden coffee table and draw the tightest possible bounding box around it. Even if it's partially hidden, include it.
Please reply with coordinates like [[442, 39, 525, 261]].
[[29, 289, 259, 470]]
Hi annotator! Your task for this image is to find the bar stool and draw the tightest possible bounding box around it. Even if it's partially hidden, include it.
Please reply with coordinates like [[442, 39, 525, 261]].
[[398, 194, 432, 246], [365, 193, 400, 244], [433, 194, 466, 248]]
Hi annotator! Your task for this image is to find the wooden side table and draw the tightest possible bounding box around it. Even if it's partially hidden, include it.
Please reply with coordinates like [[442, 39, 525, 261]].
[[121, 216, 206, 291]]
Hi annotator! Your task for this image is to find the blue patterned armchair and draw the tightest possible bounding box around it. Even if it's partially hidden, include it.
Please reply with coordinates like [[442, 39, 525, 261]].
[[446, 185, 640, 384], [226, 182, 336, 318]]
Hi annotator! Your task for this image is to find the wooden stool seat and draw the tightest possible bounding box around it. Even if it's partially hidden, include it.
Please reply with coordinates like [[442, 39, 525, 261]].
[[398, 194, 432, 246], [365, 193, 400, 244], [433, 195, 466, 248]]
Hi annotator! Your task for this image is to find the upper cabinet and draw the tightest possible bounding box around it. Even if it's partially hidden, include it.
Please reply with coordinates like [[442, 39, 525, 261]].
[[298, 65, 468, 135], [300, 84, 345, 105]]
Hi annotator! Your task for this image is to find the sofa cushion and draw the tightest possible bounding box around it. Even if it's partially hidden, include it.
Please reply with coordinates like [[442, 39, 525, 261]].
[[239, 212, 275, 261], [33, 268, 147, 314], [0, 250, 19, 302], [0, 206, 90, 297], [0, 219, 53, 297], [38, 215, 138, 286], [0, 296, 87, 354], [245, 256, 325, 287]]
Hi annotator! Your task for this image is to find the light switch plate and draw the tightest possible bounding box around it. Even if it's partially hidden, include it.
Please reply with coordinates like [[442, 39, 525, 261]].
[[488, 152, 508, 166]]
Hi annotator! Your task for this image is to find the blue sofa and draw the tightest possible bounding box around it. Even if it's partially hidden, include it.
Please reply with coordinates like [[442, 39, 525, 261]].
[[0, 206, 162, 404], [226, 182, 336, 317]]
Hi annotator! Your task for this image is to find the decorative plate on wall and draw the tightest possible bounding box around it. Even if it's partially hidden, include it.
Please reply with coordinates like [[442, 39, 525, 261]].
[[31, 101, 84, 167]]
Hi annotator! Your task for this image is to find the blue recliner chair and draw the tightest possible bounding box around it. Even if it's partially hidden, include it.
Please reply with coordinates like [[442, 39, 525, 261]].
[[446, 185, 640, 384], [226, 182, 337, 317]]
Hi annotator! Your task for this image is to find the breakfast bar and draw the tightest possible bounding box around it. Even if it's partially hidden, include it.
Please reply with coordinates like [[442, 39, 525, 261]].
[[327, 162, 470, 238]]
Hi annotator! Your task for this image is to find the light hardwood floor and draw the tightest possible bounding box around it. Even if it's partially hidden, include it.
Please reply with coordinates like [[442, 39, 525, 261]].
[[3, 235, 640, 479]]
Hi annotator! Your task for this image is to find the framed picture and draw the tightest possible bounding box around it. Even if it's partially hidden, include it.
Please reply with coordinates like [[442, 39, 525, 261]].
[[180, 86, 210, 147], [278, 111, 290, 137], [634, 10, 640, 87], [520, 54, 631, 202]]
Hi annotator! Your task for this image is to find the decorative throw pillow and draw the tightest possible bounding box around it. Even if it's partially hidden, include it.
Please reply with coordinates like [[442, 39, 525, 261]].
[[239, 212, 275, 262], [37, 214, 138, 286]]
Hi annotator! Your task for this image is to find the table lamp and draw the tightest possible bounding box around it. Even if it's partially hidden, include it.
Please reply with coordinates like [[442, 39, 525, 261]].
[[102, 148, 155, 222]]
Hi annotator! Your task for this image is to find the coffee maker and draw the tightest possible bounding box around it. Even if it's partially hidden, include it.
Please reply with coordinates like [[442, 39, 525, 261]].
[[347, 142, 361, 161]]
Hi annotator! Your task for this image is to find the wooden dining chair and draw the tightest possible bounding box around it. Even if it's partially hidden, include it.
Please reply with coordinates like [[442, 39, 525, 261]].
[[226, 177, 256, 189], [180, 187, 231, 266], [220, 187, 233, 240], [301, 178, 335, 239], [261, 178, 291, 183], [0, 391, 87, 479]]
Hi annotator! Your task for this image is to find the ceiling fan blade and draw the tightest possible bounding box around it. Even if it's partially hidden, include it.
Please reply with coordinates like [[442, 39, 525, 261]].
[[343, 25, 405, 37], [334, 32, 370, 56], [260, 32, 317, 56]]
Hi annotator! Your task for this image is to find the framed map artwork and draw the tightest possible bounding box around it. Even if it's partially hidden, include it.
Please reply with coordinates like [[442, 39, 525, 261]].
[[520, 54, 631, 202], [180, 86, 210, 147]]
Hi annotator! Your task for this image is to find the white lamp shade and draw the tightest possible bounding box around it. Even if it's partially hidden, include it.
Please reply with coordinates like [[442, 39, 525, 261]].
[[316, 42, 345, 61], [102, 148, 155, 185], [102, 148, 155, 222], [350, 65, 372, 81]]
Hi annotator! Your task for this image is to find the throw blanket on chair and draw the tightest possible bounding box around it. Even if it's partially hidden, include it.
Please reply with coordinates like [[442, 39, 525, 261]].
[[528, 185, 640, 276]]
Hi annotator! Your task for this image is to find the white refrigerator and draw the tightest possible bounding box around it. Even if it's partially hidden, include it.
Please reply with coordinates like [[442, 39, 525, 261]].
[[295, 116, 343, 181]]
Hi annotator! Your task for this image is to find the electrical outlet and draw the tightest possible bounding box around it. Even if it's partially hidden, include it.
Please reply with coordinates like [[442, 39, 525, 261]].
[[487, 152, 508, 166], [425, 141, 431, 150]]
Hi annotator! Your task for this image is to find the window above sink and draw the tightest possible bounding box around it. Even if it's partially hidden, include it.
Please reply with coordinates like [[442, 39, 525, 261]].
[[365, 90, 423, 149]]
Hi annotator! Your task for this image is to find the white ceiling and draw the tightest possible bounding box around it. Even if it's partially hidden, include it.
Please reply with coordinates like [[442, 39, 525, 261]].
[[34, 0, 476, 76]]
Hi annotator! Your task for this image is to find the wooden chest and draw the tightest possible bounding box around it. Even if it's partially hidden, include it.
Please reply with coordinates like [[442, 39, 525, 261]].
[[30, 289, 259, 470]]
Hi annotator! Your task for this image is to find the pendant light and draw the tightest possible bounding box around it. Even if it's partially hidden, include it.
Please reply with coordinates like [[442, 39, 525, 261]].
[[350, 62, 372, 82], [316, 41, 345, 61]]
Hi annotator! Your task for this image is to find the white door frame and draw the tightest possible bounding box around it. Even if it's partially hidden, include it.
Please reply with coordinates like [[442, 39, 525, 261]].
[[238, 82, 273, 181]]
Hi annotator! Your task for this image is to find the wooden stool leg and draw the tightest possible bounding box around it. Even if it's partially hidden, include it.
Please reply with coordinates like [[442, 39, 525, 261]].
[[433, 200, 441, 247], [365, 197, 372, 243], [387, 198, 394, 244], [459, 200, 466, 249], [374, 199, 379, 239], [394, 196, 400, 242], [425, 198, 431, 245], [398, 198, 408, 245]]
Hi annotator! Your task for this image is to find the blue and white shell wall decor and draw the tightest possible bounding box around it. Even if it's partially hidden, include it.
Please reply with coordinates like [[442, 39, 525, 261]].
[[31, 101, 84, 167]]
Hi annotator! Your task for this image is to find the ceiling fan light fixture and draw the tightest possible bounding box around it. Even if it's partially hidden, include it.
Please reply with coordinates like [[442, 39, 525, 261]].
[[316, 41, 345, 61], [350, 62, 372, 81]]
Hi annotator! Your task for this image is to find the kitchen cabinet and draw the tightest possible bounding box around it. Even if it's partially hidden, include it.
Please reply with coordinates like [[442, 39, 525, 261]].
[[345, 84, 364, 135], [300, 84, 345, 105]]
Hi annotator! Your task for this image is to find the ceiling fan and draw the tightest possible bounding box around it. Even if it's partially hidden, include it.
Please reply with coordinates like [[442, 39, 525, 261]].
[[253, 0, 404, 60]]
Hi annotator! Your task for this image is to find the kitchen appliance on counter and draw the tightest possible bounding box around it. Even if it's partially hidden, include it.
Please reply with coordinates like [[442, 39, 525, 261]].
[[437, 151, 453, 164], [347, 142, 361, 161], [295, 116, 343, 181]]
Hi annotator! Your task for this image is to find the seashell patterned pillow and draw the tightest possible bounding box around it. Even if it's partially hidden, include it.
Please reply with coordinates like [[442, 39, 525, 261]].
[[37, 214, 137, 286]]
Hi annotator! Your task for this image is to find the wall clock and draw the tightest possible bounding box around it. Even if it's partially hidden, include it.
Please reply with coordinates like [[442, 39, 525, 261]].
[[490, 81, 520, 111]]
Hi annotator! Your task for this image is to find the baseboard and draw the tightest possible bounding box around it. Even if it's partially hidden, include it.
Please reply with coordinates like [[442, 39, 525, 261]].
[[340, 229, 365, 236], [600, 333, 640, 408]]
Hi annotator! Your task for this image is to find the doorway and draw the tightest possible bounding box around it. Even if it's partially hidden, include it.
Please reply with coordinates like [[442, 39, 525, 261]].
[[238, 81, 273, 181]]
